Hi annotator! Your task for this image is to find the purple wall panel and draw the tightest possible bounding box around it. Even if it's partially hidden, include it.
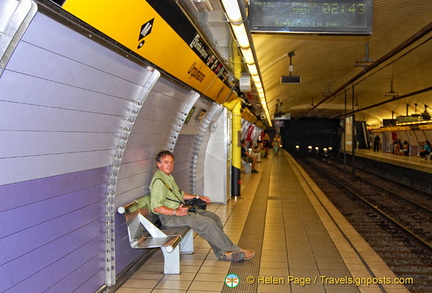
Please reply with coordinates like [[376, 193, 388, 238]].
[[0, 167, 109, 293], [0, 184, 105, 238], [0, 168, 109, 212], [5, 238, 104, 293], [0, 202, 104, 264], [0, 218, 102, 291], [114, 212, 145, 273], [115, 248, 146, 275], [45, 255, 105, 293]]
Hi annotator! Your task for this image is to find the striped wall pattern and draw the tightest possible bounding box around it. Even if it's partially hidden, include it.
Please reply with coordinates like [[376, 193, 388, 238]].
[[1, 3, 230, 291], [0, 11, 127, 291], [0, 10, 158, 291]]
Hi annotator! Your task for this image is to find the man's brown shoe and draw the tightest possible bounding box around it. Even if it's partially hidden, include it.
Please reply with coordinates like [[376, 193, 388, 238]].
[[240, 249, 255, 260], [221, 251, 244, 262]]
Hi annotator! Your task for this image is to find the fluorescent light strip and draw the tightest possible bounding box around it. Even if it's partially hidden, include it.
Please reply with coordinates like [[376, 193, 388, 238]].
[[247, 64, 258, 76], [221, 0, 272, 126], [221, 0, 242, 23], [240, 47, 254, 64], [231, 24, 249, 48]]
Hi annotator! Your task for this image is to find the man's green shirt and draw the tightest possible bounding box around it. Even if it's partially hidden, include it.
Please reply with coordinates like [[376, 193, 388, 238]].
[[150, 169, 185, 213]]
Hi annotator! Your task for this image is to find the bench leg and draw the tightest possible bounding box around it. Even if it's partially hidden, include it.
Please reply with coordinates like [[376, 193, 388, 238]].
[[180, 229, 194, 254], [161, 246, 180, 274]]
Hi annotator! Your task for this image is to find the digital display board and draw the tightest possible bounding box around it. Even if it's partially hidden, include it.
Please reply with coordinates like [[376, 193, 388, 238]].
[[250, 0, 372, 34]]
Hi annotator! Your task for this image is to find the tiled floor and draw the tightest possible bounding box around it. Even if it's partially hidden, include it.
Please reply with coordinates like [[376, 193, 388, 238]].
[[115, 196, 248, 293], [115, 151, 410, 293], [115, 170, 253, 293]]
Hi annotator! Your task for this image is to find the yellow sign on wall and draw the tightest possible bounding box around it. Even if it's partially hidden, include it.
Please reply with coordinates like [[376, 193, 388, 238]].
[[62, 0, 237, 103]]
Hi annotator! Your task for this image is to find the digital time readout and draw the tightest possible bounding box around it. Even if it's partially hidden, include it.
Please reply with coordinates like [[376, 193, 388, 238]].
[[250, 0, 372, 34], [288, 2, 366, 15], [321, 3, 366, 14]]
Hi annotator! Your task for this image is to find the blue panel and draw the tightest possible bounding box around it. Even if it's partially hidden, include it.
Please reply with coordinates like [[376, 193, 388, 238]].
[[0, 168, 108, 212], [0, 167, 108, 293], [114, 212, 144, 273], [44, 255, 105, 293], [0, 185, 105, 238]]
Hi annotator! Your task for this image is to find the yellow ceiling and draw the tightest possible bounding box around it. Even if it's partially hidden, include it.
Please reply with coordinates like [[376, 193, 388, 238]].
[[251, 0, 432, 127], [180, 0, 432, 127]]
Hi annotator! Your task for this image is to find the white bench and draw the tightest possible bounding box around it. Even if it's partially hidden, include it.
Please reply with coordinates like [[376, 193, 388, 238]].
[[241, 159, 252, 173], [118, 195, 194, 274]]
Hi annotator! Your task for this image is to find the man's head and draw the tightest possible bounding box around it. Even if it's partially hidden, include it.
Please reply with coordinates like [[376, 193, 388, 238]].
[[156, 150, 175, 175]]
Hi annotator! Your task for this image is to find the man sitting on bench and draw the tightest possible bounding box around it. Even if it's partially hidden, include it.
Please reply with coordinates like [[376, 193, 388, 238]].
[[150, 150, 255, 262]]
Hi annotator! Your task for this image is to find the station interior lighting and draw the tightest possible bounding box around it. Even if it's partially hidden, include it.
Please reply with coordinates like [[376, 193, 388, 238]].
[[220, 0, 272, 126]]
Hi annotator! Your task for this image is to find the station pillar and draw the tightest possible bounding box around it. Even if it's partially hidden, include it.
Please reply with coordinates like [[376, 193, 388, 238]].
[[231, 100, 241, 197]]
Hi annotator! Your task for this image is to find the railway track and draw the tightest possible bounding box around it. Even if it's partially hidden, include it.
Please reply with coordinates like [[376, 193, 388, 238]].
[[295, 155, 432, 292], [331, 160, 432, 250]]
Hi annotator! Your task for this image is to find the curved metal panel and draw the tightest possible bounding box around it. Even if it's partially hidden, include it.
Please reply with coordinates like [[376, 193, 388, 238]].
[[0, 0, 37, 77], [105, 68, 161, 286]]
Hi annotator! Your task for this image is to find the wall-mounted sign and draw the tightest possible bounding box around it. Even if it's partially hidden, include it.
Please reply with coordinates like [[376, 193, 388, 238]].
[[59, 0, 236, 104], [250, 0, 372, 35]]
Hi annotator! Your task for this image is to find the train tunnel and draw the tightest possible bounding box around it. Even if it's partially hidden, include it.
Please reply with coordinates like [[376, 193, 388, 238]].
[[1, 0, 431, 292]]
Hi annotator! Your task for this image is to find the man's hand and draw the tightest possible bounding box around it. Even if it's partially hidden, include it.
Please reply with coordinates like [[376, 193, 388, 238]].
[[175, 204, 190, 216], [198, 195, 211, 204]]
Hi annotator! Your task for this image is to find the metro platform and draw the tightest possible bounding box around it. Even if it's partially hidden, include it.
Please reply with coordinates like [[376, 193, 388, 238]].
[[115, 150, 410, 293], [354, 148, 432, 174]]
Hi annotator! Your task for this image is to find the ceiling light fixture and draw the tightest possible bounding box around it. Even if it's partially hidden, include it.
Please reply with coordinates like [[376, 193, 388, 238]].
[[247, 64, 258, 76], [385, 80, 399, 97], [280, 51, 301, 84], [220, 0, 271, 126], [355, 42, 374, 68], [323, 82, 332, 97]]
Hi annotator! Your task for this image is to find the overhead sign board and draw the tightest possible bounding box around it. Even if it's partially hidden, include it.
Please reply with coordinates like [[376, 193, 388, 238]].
[[250, 0, 372, 34]]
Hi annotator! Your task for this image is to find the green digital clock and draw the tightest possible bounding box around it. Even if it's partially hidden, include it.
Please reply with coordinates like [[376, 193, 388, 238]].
[[250, 0, 372, 34]]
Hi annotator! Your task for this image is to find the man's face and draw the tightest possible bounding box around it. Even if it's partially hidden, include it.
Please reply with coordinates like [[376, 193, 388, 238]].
[[157, 155, 175, 175]]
